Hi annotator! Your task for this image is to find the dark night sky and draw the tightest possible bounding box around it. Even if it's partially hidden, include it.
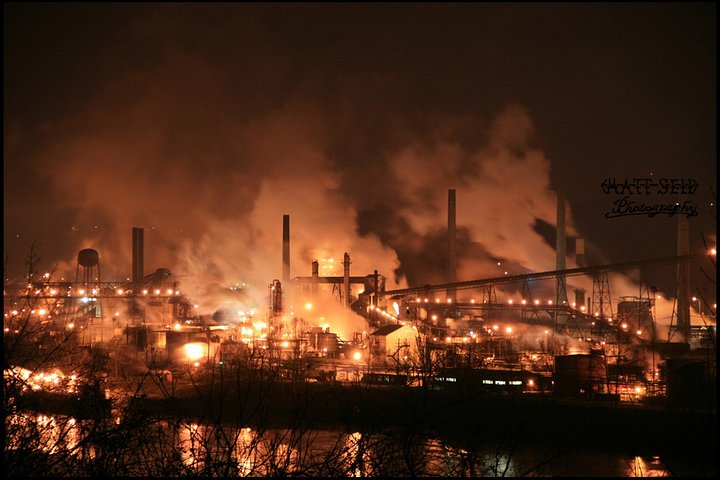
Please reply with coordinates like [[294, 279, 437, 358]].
[[3, 3, 716, 304]]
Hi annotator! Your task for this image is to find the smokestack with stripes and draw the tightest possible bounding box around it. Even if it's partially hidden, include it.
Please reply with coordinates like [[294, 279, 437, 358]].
[[447, 189, 457, 302]]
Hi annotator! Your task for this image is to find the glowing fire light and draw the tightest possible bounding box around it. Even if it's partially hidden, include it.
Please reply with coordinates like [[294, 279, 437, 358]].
[[505, 327, 513, 334], [353, 352, 362, 361], [305, 303, 313, 311], [183, 343, 206, 362]]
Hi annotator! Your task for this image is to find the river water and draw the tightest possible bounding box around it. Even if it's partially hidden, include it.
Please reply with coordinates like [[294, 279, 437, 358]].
[[6, 412, 672, 476]]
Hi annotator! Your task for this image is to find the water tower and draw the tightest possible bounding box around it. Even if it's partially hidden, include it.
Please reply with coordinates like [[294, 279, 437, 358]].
[[76, 248, 101, 285]]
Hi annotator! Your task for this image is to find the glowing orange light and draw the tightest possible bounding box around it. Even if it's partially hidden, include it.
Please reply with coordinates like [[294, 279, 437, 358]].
[[184, 343, 206, 361]]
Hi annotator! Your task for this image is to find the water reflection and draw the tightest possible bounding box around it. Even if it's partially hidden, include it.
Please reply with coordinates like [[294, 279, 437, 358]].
[[627, 455, 669, 477], [6, 413, 672, 477]]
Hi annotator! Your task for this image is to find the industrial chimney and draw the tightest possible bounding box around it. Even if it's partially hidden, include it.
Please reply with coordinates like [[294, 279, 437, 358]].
[[556, 192, 568, 306], [343, 252, 351, 308], [282, 215, 290, 285], [311, 259, 319, 299], [447, 189, 457, 302], [132, 227, 144, 289], [676, 214, 690, 343]]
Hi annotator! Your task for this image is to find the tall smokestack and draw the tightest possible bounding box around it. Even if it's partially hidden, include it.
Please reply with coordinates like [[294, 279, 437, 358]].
[[556, 192, 567, 307], [447, 189, 456, 302], [311, 259, 319, 299], [676, 214, 690, 343], [343, 252, 351, 308], [282, 215, 290, 285], [132, 227, 144, 289], [556, 192, 566, 271]]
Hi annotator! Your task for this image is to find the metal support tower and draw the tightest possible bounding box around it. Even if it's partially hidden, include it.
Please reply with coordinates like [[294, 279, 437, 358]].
[[591, 272, 613, 320], [481, 284, 497, 304], [521, 279, 541, 324]]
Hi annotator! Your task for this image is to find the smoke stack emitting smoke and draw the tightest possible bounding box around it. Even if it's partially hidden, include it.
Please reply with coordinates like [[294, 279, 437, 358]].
[[18, 35, 659, 336], [38, 101, 594, 318]]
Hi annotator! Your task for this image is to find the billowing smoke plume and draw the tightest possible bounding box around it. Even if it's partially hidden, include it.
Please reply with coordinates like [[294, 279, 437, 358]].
[[9, 6, 695, 330]]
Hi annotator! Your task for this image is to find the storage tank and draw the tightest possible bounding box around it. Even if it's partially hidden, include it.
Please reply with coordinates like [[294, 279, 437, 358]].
[[78, 249, 99, 267]]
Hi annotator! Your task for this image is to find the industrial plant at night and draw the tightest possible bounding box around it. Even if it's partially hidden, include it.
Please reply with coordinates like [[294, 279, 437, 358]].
[[5, 188, 716, 400], [4, 3, 716, 477]]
